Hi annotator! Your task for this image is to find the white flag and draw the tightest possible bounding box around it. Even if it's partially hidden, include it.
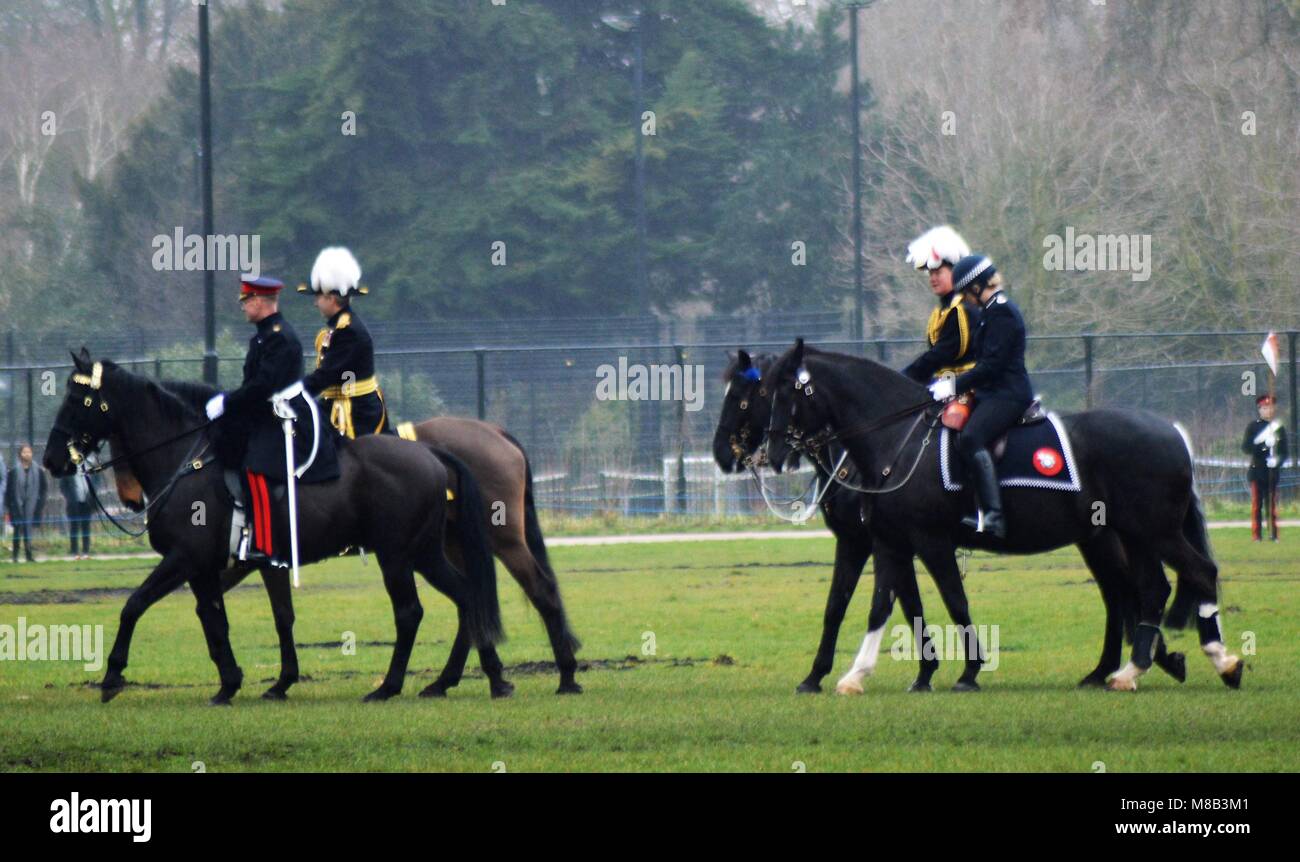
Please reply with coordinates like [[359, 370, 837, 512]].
[[1261, 331, 1280, 376]]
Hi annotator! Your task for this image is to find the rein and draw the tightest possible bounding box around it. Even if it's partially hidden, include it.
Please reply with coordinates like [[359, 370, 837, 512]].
[[81, 436, 215, 538]]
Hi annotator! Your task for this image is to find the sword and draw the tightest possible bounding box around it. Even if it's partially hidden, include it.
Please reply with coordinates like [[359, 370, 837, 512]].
[[271, 382, 306, 588]]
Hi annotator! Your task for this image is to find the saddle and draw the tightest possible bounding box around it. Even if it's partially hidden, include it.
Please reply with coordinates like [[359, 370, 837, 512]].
[[942, 397, 1047, 460]]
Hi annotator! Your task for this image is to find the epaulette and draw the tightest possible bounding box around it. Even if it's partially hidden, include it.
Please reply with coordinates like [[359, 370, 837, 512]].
[[335, 312, 351, 330]]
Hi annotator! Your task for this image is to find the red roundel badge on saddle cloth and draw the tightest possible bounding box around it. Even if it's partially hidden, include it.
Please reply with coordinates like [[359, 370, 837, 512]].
[[1032, 447, 1064, 477]]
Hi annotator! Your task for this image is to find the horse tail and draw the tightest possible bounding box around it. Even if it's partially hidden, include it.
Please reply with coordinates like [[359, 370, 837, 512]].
[[500, 429, 581, 653], [1165, 423, 1216, 629], [430, 446, 505, 648]]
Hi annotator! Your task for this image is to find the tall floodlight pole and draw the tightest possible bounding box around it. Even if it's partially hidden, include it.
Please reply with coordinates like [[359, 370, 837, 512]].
[[848, 2, 866, 343], [602, 9, 649, 312], [633, 9, 648, 309], [199, 2, 217, 385]]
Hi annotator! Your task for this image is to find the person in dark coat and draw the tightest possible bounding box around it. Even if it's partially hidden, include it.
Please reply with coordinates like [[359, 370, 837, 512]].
[[928, 254, 1034, 539], [5, 444, 47, 562], [59, 471, 99, 558], [901, 226, 981, 384], [1242, 394, 1288, 542], [299, 246, 394, 438]]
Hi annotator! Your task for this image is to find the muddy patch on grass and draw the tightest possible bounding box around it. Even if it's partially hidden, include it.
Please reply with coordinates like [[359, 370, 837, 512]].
[[1, 586, 138, 605]]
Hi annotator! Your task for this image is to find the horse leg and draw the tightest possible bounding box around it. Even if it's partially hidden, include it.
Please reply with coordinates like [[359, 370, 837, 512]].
[[1117, 538, 1186, 683], [366, 560, 422, 702], [834, 540, 910, 695], [1076, 534, 1131, 687], [1152, 534, 1242, 689], [418, 545, 514, 699], [257, 567, 300, 699], [189, 570, 244, 706], [891, 559, 940, 692], [1106, 541, 1174, 692], [496, 540, 580, 694], [100, 552, 190, 702], [913, 538, 984, 692], [797, 534, 870, 694]]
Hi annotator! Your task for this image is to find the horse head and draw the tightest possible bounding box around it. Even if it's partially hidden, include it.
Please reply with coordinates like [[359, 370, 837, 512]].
[[712, 349, 776, 473], [764, 339, 836, 473], [44, 348, 120, 478]]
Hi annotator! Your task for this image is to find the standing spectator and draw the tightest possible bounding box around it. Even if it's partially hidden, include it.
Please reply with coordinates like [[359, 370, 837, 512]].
[[59, 470, 96, 559], [1243, 394, 1289, 542], [0, 452, 6, 552], [5, 444, 47, 563]]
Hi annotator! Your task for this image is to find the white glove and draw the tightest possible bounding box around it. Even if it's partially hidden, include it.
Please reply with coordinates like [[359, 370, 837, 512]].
[[273, 380, 305, 402], [205, 394, 225, 420], [929, 378, 956, 401], [1266, 456, 1279, 469]]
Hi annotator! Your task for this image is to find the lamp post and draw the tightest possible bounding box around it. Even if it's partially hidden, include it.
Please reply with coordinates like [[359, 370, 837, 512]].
[[199, 1, 217, 385], [846, 1, 868, 344], [601, 9, 648, 311]]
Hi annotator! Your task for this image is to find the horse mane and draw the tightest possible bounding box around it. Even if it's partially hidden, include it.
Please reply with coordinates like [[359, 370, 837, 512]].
[[98, 361, 209, 424], [159, 378, 220, 414], [770, 343, 926, 409]]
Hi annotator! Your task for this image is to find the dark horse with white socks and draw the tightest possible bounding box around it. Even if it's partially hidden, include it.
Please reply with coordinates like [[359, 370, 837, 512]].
[[715, 350, 1189, 693], [44, 350, 506, 704], [762, 340, 1243, 692]]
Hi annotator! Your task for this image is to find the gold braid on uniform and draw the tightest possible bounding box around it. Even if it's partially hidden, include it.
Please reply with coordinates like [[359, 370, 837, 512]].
[[315, 311, 383, 438], [927, 297, 975, 377]]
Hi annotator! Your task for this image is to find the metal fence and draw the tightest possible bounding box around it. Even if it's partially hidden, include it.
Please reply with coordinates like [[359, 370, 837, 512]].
[[3, 324, 1296, 546]]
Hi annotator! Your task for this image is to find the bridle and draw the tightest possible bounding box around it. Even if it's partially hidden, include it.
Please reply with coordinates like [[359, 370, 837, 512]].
[[772, 365, 940, 496], [55, 361, 215, 536]]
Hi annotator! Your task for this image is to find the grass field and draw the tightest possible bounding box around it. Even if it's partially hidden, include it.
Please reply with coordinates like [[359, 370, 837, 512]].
[[0, 529, 1296, 772]]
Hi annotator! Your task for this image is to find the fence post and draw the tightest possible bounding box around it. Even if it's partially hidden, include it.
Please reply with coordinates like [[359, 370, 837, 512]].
[[675, 344, 687, 513], [155, 358, 163, 379], [1289, 332, 1298, 477], [6, 330, 14, 464], [25, 367, 35, 453], [475, 349, 486, 420], [1083, 335, 1095, 410]]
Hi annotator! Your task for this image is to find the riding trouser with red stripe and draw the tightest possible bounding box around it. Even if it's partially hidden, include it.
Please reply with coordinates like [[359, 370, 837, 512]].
[[1250, 473, 1280, 541], [243, 470, 281, 557]]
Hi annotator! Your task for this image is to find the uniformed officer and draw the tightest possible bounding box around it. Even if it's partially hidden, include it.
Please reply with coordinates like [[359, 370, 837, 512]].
[[928, 254, 1034, 539], [204, 275, 302, 565], [1242, 394, 1288, 542], [299, 247, 393, 438], [901, 225, 980, 383]]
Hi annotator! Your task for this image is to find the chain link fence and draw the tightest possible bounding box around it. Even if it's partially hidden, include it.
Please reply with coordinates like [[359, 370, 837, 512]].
[[2, 319, 1296, 555]]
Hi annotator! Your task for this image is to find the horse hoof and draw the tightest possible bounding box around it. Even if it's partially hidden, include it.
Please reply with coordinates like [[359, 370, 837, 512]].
[[834, 678, 864, 696], [363, 687, 400, 702], [1163, 652, 1187, 683], [261, 688, 288, 701], [100, 680, 126, 703], [556, 681, 583, 695], [795, 680, 822, 694], [1107, 676, 1138, 692], [1077, 672, 1109, 688], [209, 692, 235, 707], [490, 681, 516, 700], [908, 681, 933, 693], [1220, 657, 1244, 689], [419, 682, 449, 698], [952, 680, 980, 693]]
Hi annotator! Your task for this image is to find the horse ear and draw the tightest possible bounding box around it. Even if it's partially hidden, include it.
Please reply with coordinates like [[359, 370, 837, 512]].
[[70, 348, 90, 372], [737, 349, 752, 370], [792, 338, 804, 365]]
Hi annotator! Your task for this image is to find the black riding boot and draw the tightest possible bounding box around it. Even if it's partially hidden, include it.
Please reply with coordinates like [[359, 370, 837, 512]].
[[961, 449, 1006, 539]]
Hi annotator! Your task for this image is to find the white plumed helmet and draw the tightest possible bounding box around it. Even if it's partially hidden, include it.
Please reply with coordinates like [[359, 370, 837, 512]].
[[308, 246, 364, 296], [905, 226, 970, 271]]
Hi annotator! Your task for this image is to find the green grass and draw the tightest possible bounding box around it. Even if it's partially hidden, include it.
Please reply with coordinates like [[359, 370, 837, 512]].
[[0, 530, 1295, 772]]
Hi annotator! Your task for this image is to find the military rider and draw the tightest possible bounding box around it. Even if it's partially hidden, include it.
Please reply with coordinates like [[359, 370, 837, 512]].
[[299, 247, 394, 438], [927, 254, 1034, 540], [902, 225, 980, 383], [204, 276, 302, 566]]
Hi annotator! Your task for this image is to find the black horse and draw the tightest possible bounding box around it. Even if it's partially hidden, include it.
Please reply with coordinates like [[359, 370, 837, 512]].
[[44, 350, 506, 704], [762, 340, 1240, 692]]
